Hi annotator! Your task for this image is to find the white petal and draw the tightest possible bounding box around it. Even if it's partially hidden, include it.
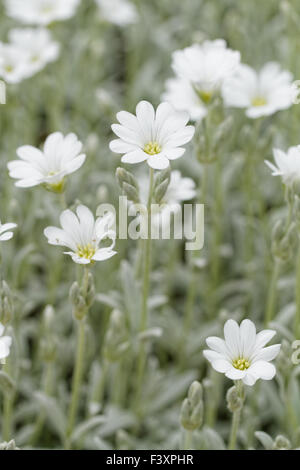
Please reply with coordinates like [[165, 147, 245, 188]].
[[225, 366, 247, 380], [147, 155, 169, 170], [0, 232, 14, 241], [252, 344, 281, 362], [248, 360, 276, 380], [206, 336, 228, 356], [109, 139, 137, 154], [254, 329, 276, 350], [92, 249, 117, 261], [203, 349, 225, 363], [224, 319, 240, 358], [240, 319, 256, 358], [211, 359, 232, 373], [0, 336, 11, 359], [121, 149, 148, 164]]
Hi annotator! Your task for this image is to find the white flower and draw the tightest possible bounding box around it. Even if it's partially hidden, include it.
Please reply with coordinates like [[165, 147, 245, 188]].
[[203, 319, 280, 386], [4, 0, 81, 26], [222, 62, 294, 118], [8, 28, 60, 78], [95, 0, 138, 26], [265, 146, 300, 186], [44, 205, 117, 265], [0, 221, 17, 242], [0, 323, 12, 361], [8, 132, 86, 191], [0, 42, 29, 84], [171, 39, 240, 102], [110, 101, 195, 170], [162, 78, 207, 122]]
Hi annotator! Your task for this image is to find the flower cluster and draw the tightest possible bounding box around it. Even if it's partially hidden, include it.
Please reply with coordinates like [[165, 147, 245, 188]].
[[0, 28, 59, 83]]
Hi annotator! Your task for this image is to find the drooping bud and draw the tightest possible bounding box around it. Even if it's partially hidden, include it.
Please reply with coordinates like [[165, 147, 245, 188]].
[[226, 385, 244, 413], [180, 381, 203, 431], [116, 167, 140, 203]]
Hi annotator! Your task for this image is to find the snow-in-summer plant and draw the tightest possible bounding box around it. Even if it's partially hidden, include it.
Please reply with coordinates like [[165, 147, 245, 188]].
[[1, 0, 300, 453]]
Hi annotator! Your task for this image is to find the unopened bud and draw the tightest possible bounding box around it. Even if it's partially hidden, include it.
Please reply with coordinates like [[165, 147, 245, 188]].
[[226, 385, 244, 413], [180, 381, 203, 431], [273, 435, 291, 450], [116, 168, 139, 203]]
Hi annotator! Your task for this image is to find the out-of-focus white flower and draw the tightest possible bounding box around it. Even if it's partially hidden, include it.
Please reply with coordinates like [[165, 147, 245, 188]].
[[4, 0, 81, 26], [44, 205, 117, 265], [8, 28, 60, 78], [203, 319, 280, 386], [110, 101, 195, 170], [265, 146, 300, 186], [222, 62, 294, 118], [171, 39, 240, 103], [95, 0, 138, 26], [0, 221, 17, 242], [162, 78, 207, 122], [0, 43, 29, 84], [0, 323, 12, 361], [8, 132, 86, 191]]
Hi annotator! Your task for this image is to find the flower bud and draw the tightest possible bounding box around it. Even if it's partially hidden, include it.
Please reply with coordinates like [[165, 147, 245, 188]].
[[273, 435, 291, 450], [271, 219, 297, 262], [226, 385, 244, 413], [69, 282, 87, 320], [180, 381, 203, 431], [116, 167, 140, 203]]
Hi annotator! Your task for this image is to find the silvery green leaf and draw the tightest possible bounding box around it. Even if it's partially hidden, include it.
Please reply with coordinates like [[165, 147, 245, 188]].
[[255, 431, 274, 450], [71, 415, 106, 444]]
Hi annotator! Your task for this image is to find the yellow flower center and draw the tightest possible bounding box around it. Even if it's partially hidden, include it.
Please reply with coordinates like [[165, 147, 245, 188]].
[[76, 243, 96, 260], [251, 96, 267, 107], [198, 89, 213, 104], [5, 65, 13, 73], [232, 358, 250, 371], [144, 141, 162, 155]]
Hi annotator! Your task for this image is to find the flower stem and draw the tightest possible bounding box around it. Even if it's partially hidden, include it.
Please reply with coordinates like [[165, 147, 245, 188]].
[[228, 407, 241, 450], [31, 360, 54, 446], [264, 259, 280, 327], [135, 168, 154, 414], [2, 360, 13, 442], [65, 318, 86, 449], [184, 430, 193, 450], [228, 380, 244, 450]]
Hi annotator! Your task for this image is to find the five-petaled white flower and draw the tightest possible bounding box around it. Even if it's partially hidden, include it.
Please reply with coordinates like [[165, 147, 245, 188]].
[[8, 132, 86, 192], [0, 323, 12, 361], [203, 319, 280, 386], [222, 62, 294, 118], [171, 39, 240, 104], [95, 0, 138, 26], [162, 78, 207, 122], [44, 205, 117, 265], [0, 221, 17, 242], [110, 101, 195, 170], [8, 28, 60, 79], [4, 0, 81, 26], [265, 146, 300, 186]]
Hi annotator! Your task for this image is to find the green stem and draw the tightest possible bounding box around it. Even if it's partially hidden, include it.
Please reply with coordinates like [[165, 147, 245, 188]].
[[65, 318, 86, 449], [2, 361, 13, 442], [228, 407, 241, 450], [184, 430, 193, 450], [228, 381, 244, 450], [135, 168, 154, 414], [264, 260, 281, 327], [30, 360, 54, 446]]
